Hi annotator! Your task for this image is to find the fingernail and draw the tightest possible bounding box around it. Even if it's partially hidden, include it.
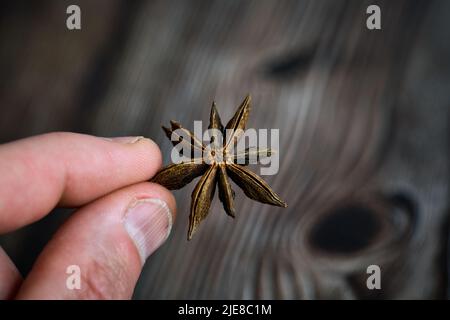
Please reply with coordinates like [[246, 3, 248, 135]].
[[123, 198, 173, 264], [104, 136, 146, 144]]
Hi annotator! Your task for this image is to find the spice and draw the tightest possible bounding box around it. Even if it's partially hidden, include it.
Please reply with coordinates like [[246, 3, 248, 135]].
[[152, 95, 287, 240]]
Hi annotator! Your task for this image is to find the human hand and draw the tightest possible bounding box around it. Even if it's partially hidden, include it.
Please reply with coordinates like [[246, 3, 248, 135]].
[[0, 132, 176, 299]]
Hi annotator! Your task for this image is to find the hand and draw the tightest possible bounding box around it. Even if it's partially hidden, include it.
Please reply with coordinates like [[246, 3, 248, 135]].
[[0, 132, 176, 299]]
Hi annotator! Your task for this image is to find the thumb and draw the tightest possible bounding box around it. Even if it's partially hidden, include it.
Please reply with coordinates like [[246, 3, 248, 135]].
[[16, 182, 176, 299]]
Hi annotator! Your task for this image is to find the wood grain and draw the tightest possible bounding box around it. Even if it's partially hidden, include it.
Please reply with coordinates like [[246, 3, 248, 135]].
[[0, 0, 448, 299]]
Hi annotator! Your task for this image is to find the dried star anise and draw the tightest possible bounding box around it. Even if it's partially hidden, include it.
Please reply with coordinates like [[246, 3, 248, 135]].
[[152, 95, 287, 240]]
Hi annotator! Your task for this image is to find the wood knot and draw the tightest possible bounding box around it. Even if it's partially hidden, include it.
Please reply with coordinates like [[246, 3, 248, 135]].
[[309, 204, 381, 255]]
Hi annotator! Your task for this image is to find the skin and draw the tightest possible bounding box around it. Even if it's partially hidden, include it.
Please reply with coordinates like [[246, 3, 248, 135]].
[[0, 132, 176, 299]]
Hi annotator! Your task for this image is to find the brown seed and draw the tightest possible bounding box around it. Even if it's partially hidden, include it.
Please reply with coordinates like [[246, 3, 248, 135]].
[[218, 164, 236, 218], [151, 160, 207, 190], [227, 163, 287, 208], [188, 164, 218, 240], [151, 95, 287, 240]]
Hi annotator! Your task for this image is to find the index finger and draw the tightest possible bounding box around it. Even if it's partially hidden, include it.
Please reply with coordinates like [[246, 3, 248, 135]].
[[0, 132, 162, 233]]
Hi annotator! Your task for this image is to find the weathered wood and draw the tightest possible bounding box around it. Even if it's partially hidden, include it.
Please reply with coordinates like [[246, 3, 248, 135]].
[[0, 0, 448, 299]]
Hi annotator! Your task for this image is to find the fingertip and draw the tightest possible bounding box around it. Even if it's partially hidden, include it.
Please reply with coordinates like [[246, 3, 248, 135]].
[[57, 135, 163, 205], [138, 137, 163, 174], [104, 136, 163, 175], [126, 182, 177, 222], [118, 137, 163, 179], [147, 182, 177, 214], [0, 132, 166, 234], [0, 247, 22, 299], [16, 181, 178, 299]]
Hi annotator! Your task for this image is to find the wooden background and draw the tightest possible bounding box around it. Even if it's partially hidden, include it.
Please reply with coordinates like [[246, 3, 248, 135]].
[[0, 0, 449, 299]]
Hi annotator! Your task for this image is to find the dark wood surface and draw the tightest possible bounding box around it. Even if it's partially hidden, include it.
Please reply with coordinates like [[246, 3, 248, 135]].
[[0, 0, 448, 299]]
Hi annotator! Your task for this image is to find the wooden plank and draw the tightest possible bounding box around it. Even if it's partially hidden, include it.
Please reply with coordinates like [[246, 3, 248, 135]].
[[0, 0, 448, 299]]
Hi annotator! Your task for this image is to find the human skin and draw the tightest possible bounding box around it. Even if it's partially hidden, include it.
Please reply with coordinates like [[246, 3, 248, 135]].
[[0, 132, 176, 299]]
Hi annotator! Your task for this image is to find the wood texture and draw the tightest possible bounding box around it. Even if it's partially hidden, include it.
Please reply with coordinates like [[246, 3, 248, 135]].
[[0, 0, 448, 299]]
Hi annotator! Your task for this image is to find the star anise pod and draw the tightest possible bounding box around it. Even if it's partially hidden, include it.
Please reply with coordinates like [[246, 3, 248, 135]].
[[151, 95, 287, 240]]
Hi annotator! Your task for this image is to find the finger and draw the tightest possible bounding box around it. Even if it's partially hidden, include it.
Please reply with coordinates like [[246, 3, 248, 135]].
[[0, 246, 22, 299], [0, 132, 162, 233], [16, 182, 176, 300]]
